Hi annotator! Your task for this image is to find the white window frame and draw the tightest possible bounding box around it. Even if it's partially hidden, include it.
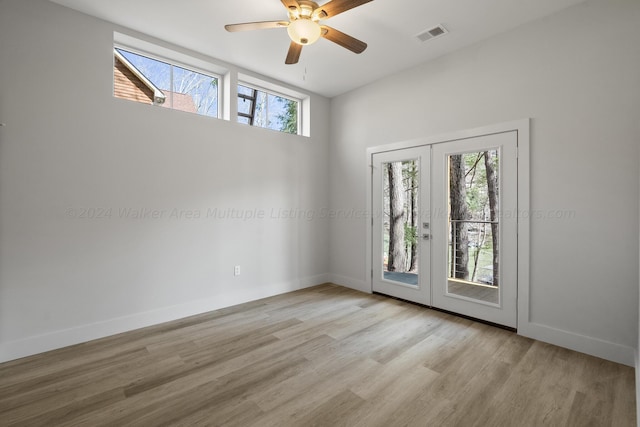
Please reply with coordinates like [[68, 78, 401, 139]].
[[113, 32, 312, 137], [239, 73, 310, 137], [114, 33, 223, 119]]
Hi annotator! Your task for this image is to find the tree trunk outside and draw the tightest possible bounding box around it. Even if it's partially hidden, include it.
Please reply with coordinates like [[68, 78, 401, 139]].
[[449, 155, 469, 280], [409, 162, 418, 272], [484, 151, 499, 286], [387, 162, 406, 272]]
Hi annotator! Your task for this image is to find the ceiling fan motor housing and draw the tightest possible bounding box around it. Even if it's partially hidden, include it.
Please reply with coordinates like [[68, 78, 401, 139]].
[[225, 0, 371, 64]]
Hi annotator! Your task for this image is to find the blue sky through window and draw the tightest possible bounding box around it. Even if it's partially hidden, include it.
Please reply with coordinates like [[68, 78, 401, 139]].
[[116, 48, 218, 117], [237, 84, 298, 134], [116, 48, 298, 133]]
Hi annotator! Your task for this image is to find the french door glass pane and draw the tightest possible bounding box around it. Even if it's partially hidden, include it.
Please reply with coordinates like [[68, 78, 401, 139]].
[[447, 150, 500, 304], [382, 160, 419, 287]]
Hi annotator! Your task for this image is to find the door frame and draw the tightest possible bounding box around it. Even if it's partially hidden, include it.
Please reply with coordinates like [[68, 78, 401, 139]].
[[365, 119, 530, 329]]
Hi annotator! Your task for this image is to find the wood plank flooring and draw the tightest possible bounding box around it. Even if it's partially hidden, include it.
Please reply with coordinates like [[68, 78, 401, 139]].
[[0, 284, 635, 426]]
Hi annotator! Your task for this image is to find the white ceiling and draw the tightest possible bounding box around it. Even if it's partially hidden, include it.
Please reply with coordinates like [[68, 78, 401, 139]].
[[50, 0, 587, 98]]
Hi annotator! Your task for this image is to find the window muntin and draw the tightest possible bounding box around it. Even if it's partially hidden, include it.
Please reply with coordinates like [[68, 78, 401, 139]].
[[114, 48, 219, 118], [237, 84, 299, 135]]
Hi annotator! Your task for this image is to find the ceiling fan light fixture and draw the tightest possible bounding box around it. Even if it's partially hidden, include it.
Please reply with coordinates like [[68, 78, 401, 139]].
[[225, 0, 372, 65], [287, 18, 321, 45]]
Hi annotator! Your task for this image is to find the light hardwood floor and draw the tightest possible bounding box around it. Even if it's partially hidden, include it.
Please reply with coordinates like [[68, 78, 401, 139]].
[[0, 284, 635, 426]]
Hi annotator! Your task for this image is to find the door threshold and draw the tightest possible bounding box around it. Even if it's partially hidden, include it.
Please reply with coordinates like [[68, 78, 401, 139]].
[[372, 292, 517, 333]]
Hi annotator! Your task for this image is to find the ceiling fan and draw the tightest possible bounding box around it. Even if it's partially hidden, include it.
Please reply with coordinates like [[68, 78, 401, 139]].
[[225, 0, 373, 64]]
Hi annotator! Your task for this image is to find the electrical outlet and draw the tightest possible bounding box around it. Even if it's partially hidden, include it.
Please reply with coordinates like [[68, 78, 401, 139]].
[[234, 265, 241, 276]]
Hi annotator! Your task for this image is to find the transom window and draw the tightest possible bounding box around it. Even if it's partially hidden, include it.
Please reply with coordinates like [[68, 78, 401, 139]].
[[237, 84, 299, 135], [112, 34, 309, 136], [113, 47, 219, 118]]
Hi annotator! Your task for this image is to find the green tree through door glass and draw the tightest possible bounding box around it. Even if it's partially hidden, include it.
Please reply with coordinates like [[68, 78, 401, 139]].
[[447, 150, 500, 304], [382, 160, 419, 287]]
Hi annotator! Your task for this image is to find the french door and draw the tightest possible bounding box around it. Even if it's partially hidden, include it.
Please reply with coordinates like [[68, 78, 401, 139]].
[[372, 146, 432, 305], [371, 131, 518, 328]]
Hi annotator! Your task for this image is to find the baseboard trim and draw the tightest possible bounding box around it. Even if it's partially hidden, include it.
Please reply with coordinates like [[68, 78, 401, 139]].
[[300, 273, 331, 288], [4, 275, 631, 368], [636, 349, 640, 427], [518, 321, 635, 367], [0, 274, 329, 364], [329, 274, 369, 293], [326, 275, 635, 366]]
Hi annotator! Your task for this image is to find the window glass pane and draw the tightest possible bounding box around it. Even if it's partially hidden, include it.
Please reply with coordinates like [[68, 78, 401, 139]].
[[253, 91, 268, 128], [172, 65, 218, 117], [114, 47, 219, 119], [238, 96, 253, 116], [116, 48, 170, 93], [236, 83, 300, 135], [237, 116, 250, 125], [266, 94, 281, 131], [285, 100, 298, 135], [272, 94, 298, 134], [238, 85, 254, 96], [446, 150, 500, 305], [382, 160, 419, 287]]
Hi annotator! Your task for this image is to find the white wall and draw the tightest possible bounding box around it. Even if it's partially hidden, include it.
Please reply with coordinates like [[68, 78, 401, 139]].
[[0, 0, 331, 362], [329, 0, 640, 365]]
